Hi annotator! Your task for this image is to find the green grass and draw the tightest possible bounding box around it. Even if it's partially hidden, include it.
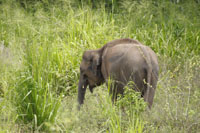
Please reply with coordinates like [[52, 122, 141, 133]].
[[0, 0, 200, 132]]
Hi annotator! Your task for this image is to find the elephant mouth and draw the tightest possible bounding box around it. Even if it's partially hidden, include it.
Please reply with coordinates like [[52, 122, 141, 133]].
[[89, 82, 102, 93], [83, 79, 94, 93], [83, 77, 94, 93], [89, 85, 94, 93], [84, 74, 104, 93]]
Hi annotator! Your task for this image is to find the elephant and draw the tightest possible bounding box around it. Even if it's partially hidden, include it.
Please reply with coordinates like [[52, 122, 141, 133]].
[[77, 38, 159, 109]]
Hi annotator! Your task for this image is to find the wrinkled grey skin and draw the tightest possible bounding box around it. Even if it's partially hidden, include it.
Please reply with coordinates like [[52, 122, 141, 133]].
[[78, 38, 159, 109]]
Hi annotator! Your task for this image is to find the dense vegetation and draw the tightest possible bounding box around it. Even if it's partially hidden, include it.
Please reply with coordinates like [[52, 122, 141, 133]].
[[0, 0, 199, 132]]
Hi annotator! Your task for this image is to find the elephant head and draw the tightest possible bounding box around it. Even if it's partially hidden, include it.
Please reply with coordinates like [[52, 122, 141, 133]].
[[78, 49, 104, 105]]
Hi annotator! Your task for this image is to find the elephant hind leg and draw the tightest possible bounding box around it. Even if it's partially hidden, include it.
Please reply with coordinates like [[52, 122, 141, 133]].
[[143, 72, 157, 109], [144, 86, 155, 109]]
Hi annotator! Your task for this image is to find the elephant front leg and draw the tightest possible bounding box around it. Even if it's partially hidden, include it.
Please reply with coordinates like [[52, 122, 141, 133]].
[[109, 87, 117, 103], [108, 82, 124, 103]]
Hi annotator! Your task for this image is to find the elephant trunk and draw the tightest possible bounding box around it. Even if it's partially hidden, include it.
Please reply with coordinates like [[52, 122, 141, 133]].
[[77, 75, 87, 107]]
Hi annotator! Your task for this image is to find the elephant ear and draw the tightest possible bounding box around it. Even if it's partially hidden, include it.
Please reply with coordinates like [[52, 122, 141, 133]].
[[91, 54, 101, 76]]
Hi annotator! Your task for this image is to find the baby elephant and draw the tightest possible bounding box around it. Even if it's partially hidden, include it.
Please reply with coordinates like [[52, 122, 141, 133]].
[[78, 38, 159, 108]]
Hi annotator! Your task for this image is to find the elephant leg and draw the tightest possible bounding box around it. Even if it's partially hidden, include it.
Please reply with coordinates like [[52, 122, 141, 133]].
[[144, 86, 155, 109], [108, 81, 117, 103], [144, 73, 157, 109], [108, 81, 124, 103], [110, 87, 117, 103]]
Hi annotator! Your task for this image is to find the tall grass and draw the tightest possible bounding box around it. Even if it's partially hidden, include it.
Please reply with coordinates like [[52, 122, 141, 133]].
[[15, 43, 62, 130], [0, 0, 199, 132]]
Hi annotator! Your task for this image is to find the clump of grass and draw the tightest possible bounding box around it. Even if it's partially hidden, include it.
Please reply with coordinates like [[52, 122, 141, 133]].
[[15, 42, 62, 130]]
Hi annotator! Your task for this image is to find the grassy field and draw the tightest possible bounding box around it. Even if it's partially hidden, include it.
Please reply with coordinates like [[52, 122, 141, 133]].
[[0, 0, 200, 132]]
